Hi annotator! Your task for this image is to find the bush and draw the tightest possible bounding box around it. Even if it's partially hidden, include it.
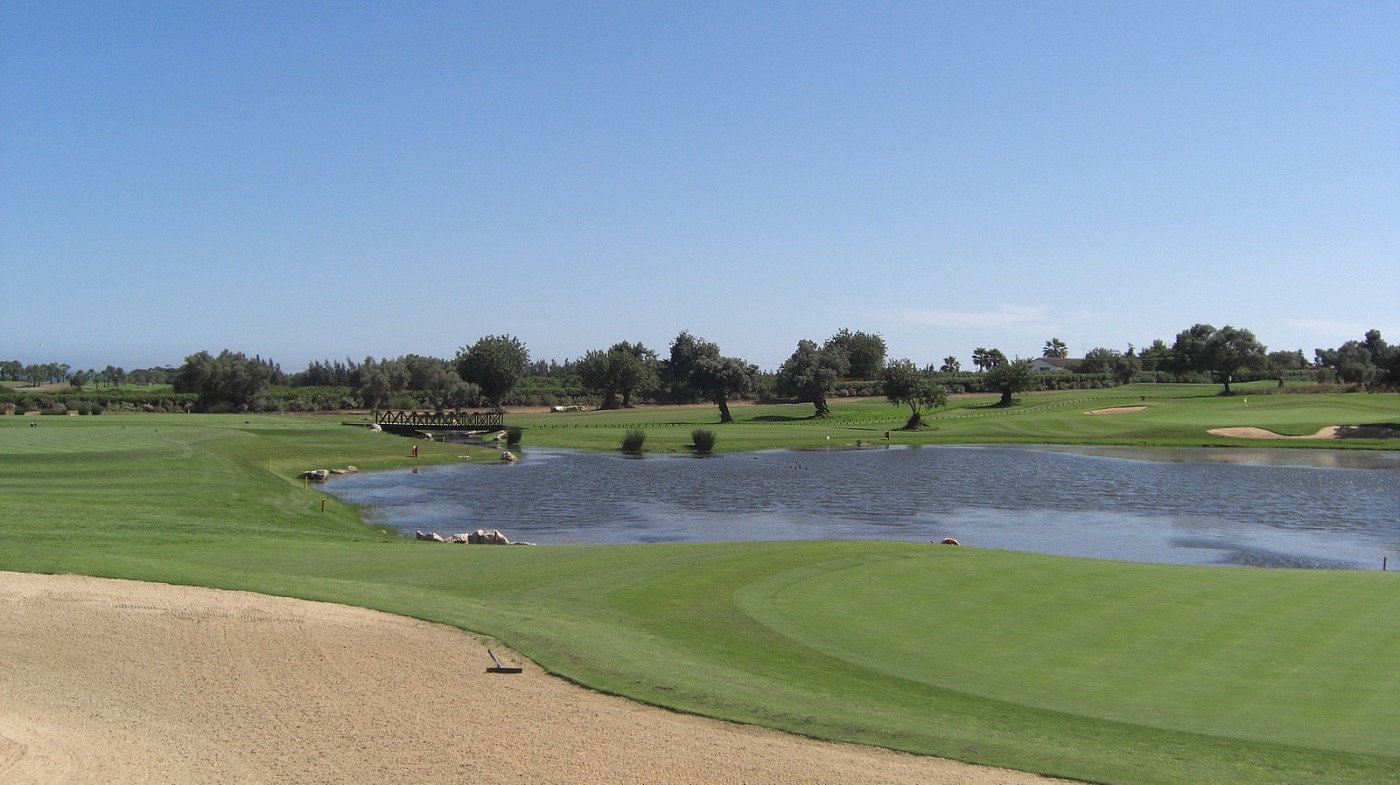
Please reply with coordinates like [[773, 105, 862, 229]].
[[621, 429, 647, 454], [506, 426, 523, 446], [388, 393, 422, 410], [690, 429, 717, 453]]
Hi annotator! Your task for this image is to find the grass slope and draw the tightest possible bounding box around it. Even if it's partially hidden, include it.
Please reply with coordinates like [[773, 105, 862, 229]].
[[3, 394, 1400, 784]]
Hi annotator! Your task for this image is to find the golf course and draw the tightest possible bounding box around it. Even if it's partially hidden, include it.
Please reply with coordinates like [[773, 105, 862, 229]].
[[3, 383, 1399, 784]]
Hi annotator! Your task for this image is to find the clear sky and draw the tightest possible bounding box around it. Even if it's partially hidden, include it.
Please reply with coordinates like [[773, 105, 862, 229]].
[[3, 1, 1397, 373]]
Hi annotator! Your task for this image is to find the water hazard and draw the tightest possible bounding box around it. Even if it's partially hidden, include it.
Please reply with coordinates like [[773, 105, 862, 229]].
[[326, 445, 1400, 569]]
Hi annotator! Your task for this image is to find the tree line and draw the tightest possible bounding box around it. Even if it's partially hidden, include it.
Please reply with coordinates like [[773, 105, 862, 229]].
[[6, 324, 1396, 419]]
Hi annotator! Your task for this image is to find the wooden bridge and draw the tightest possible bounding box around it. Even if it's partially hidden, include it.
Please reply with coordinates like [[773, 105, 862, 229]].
[[373, 410, 505, 433]]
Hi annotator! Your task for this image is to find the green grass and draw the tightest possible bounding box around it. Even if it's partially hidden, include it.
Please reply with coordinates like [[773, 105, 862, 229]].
[[511, 384, 1400, 452], [3, 393, 1400, 785]]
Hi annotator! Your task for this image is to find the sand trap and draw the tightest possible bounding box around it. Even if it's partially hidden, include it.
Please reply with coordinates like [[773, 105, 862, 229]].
[[1209, 425, 1400, 440], [0, 572, 1073, 785], [1085, 406, 1146, 415]]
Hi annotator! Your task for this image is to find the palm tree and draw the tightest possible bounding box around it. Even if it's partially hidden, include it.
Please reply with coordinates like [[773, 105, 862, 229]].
[[1043, 338, 1069, 358], [972, 347, 992, 372], [940, 356, 961, 373]]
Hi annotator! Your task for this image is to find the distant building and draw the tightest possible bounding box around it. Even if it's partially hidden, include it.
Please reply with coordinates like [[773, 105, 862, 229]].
[[1031, 357, 1080, 372]]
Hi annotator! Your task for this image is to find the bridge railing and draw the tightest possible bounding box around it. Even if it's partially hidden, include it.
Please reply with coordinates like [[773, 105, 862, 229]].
[[374, 410, 505, 429]]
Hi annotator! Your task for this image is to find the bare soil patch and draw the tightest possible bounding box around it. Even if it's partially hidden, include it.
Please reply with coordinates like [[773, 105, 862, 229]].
[[0, 572, 1073, 785]]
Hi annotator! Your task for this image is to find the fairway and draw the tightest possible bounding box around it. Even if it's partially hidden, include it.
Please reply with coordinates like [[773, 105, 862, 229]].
[[3, 391, 1399, 785]]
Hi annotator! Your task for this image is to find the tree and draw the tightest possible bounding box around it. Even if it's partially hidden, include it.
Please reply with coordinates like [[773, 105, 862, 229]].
[[663, 331, 719, 403], [1139, 339, 1172, 373], [173, 350, 275, 410], [455, 334, 529, 409], [128, 366, 173, 386], [1169, 324, 1216, 377], [777, 339, 848, 417], [69, 370, 90, 390], [1111, 353, 1142, 385], [389, 354, 475, 412], [971, 348, 992, 372], [689, 355, 756, 424], [292, 358, 357, 387], [882, 359, 947, 428], [420, 363, 467, 412], [1360, 330, 1400, 385], [609, 341, 659, 407], [1043, 338, 1069, 358], [661, 331, 755, 421], [1267, 350, 1307, 372], [1173, 324, 1266, 393], [1205, 326, 1267, 394], [1316, 329, 1397, 387], [972, 347, 1007, 372], [985, 358, 1036, 405], [577, 342, 660, 409], [353, 358, 390, 414], [575, 350, 617, 408], [1077, 347, 1122, 375], [939, 356, 961, 373], [824, 329, 886, 380], [99, 365, 126, 387]]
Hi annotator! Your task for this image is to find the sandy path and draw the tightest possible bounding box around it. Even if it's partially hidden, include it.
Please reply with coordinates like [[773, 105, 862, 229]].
[[1, 572, 1074, 785]]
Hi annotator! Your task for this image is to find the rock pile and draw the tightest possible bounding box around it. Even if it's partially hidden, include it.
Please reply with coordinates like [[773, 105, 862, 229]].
[[415, 528, 529, 545], [297, 466, 359, 482]]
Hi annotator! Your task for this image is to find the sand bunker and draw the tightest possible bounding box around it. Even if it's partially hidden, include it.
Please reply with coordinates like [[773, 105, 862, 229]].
[[0, 572, 1072, 785], [1209, 425, 1400, 440], [1085, 406, 1146, 415]]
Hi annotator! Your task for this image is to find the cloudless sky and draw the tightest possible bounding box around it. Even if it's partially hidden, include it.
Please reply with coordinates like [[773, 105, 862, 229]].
[[3, 1, 1397, 373]]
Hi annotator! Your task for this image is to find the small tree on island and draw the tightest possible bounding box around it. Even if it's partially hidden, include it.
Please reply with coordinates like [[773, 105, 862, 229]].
[[882, 359, 947, 429]]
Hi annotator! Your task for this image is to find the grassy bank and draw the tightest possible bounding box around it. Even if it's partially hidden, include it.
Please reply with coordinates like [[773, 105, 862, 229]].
[[3, 391, 1399, 784], [495, 382, 1400, 452]]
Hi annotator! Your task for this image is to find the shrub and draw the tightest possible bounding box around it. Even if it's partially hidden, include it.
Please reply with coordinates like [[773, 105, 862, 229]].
[[621, 429, 647, 454], [690, 429, 717, 453], [506, 426, 523, 446], [388, 393, 422, 410]]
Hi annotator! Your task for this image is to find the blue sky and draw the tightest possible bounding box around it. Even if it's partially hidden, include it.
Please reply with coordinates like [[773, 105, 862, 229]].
[[3, 1, 1396, 373]]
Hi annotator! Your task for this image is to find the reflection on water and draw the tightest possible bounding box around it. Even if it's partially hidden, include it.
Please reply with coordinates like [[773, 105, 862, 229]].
[[327, 445, 1400, 569]]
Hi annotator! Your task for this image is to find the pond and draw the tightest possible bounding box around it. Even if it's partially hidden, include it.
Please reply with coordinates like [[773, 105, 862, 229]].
[[326, 445, 1400, 569]]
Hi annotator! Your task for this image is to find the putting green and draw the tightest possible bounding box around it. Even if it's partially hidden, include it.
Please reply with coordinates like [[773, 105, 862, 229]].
[[735, 548, 1400, 756]]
